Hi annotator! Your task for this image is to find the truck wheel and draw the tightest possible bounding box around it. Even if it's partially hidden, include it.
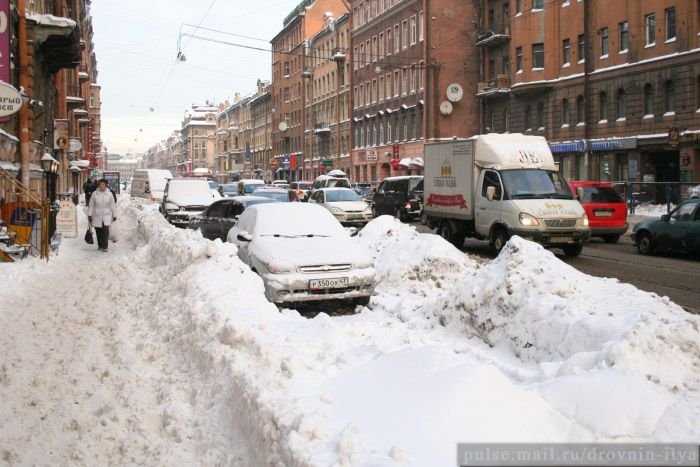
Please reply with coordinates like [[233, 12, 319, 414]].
[[562, 244, 583, 257], [438, 222, 465, 248], [420, 210, 428, 225], [490, 227, 509, 253], [603, 235, 620, 244], [636, 232, 654, 255]]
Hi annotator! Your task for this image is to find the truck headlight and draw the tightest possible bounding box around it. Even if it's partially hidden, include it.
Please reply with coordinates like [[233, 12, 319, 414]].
[[519, 213, 540, 226], [581, 213, 589, 227]]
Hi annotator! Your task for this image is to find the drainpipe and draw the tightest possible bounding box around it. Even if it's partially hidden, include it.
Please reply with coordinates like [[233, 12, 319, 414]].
[[17, 0, 30, 188]]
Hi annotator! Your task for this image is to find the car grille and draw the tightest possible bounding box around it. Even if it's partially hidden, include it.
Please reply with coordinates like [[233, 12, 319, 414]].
[[544, 219, 577, 228], [299, 263, 352, 273]]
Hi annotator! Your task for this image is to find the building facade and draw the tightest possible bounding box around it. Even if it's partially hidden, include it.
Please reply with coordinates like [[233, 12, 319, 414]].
[[271, 0, 349, 181], [478, 0, 700, 201], [178, 105, 217, 177], [349, 0, 481, 183]]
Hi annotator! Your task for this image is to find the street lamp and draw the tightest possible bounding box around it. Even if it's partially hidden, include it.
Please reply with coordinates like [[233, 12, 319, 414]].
[[41, 152, 60, 240]]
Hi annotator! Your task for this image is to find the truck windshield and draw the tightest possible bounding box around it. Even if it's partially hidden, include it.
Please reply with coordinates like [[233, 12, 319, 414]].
[[501, 170, 573, 200]]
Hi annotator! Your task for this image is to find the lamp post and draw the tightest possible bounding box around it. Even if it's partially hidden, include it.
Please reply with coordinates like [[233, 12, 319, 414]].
[[41, 152, 60, 240]]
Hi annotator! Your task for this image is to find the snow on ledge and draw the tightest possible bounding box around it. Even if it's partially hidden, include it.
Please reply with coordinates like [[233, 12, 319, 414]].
[[26, 12, 77, 29]]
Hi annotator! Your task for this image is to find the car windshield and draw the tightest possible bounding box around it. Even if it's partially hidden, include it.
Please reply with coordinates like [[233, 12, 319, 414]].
[[252, 204, 346, 237], [581, 186, 624, 203], [296, 183, 311, 190], [501, 170, 573, 199], [208, 181, 218, 189], [221, 184, 237, 193], [410, 178, 423, 193], [253, 190, 288, 202], [326, 189, 362, 202], [244, 183, 263, 193]]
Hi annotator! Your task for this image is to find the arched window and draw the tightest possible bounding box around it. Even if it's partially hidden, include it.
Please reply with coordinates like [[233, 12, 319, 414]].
[[561, 99, 570, 126], [599, 91, 608, 121], [664, 80, 675, 113], [616, 88, 626, 119], [644, 83, 654, 116], [576, 95, 584, 124]]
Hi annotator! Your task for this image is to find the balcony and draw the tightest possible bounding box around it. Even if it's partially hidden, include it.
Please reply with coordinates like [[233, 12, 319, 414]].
[[330, 48, 346, 62], [27, 13, 81, 73], [66, 85, 85, 106], [476, 75, 511, 98], [313, 123, 331, 135], [475, 24, 511, 47], [301, 67, 312, 78]]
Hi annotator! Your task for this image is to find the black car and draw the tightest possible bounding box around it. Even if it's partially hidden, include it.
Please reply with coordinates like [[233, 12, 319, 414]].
[[631, 199, 700, 256], [372, 176, 423, 221], [188, 196, 278, 241]]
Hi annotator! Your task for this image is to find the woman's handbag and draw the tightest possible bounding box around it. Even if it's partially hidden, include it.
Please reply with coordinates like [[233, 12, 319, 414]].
[[84, 227, 94, 244]]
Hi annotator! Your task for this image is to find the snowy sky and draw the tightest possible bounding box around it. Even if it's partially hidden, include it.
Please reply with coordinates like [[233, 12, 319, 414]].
[[1, 196, 698, 465], [91, 0, 303, 156]]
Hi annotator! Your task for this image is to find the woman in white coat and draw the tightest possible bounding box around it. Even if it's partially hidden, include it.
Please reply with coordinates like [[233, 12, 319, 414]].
[[88, 179, 117, 252]]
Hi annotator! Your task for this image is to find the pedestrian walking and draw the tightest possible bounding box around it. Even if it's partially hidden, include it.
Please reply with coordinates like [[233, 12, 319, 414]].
[[88, 179, 117, 252], [83, 178, 96, 206]]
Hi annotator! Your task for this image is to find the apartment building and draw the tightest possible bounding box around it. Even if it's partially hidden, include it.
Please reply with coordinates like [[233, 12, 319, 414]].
[[216, 94, 250, 183], [271, 0, 348, 181], [178, 105, 217, 177], [349, 0, 480, 183], [478, 0, 700, 199], [303, 12, 351, 180], [249, 80, 273, 181]]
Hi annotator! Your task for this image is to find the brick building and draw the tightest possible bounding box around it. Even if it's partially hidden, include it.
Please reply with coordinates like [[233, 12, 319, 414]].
[[349, 0, 481, 183], [271, 0, 348, 182], [478, 0, 700, 201]]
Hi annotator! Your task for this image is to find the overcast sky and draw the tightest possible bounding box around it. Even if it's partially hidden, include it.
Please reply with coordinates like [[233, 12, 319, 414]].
[[91, 0, 304, 156]]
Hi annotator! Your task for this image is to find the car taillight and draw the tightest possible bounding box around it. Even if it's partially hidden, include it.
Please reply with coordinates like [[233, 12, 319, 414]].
[[404, 202, 411, 209]]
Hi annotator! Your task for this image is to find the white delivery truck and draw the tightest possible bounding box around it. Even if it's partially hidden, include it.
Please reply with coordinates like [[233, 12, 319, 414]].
[[423, 133, 590, 256], [130, 169, 173, 202]]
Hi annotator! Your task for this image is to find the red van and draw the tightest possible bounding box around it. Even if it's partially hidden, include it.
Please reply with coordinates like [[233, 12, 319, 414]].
[[569, 181, 628, 243]]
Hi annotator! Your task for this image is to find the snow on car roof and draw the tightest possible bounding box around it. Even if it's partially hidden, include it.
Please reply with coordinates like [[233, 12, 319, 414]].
[[246, 202, 346, 236]]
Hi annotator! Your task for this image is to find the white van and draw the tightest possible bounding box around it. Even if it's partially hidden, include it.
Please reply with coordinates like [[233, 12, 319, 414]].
[[237, 179, 266, 195], [130, 169, 173, 202]]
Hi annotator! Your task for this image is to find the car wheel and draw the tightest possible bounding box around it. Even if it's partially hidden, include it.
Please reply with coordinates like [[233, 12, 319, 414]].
[[562, 244, 583, 257], [490, 227, 509, 253], [420, 210, 428, 225], [353, 296, 371, 308], [395, 207, 407, 222], [603, 234, 620, 244], [637, 232, 654, 255]]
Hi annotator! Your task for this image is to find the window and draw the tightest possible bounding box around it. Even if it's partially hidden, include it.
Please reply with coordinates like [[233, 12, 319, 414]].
[[394, 70, 399, 96], [665, 7, 676, 41], [386, 73, 391, 98], [533, 0, 544, 10], [372, 36, 378, 62], [284, 61, 290, 76], [599, 91, 607, 121], [386, 28, 392, 55], [576, 95, 585, 123], [516, 0, 522, 14], [664, 80, 675, 113], [562, 99, 570, 126], [419, 11, 424, 41], [600, 27, 608, 56], [379, 32, 384, 58], [516, 46, 523, 72], [394, 24, 400, 52], [562, 38, 571, 65], [353, 47, 358, 69], [525, 105, 532, 130], [537, 102, 545, 129], [482, 171, 502, 200], [401, 68, 408, 94], [410, 16, 417, 44], [644, 83, 654, 115], [532, 43, 544, 68], [645, 13, 655, 46], [379, 76, 384, 100], [578, 34, 585, 62], [402, 20, 408, 48], [619, 21, 629, 52], [616, 88, 626, 119], [359, 43, 365, 67]]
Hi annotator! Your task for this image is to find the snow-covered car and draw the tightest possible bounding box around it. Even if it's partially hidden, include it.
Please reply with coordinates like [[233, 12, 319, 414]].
[[307, 187, 373, 225], [188, 196, 278, 241], [227, 203, 376, 305], [251, 187, 292, 202], [160, 178, 218, 227]]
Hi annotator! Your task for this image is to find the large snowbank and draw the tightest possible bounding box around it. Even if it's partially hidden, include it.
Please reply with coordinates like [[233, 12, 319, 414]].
[[1, 198, 698, 466]]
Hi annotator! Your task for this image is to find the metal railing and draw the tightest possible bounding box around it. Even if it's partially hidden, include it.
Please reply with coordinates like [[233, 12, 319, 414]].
[[0, 165, 49, 260], [609, 181, 699, 215]]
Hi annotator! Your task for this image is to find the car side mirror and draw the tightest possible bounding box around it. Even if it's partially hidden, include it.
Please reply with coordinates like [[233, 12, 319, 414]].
[[346, 226, 359, 237], [661, 214, 669, 222], [486, 186, 496, 201], [576, 187, 584, 201], [237, 231, 252, 242]]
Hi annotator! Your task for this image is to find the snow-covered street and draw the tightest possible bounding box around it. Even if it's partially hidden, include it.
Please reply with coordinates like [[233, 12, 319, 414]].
[[1, 197, 699, 466]]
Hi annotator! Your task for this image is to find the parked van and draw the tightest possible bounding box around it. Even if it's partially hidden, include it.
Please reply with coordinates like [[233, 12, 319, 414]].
[[130, 169, 173, 202], [237, 179, 266, 195], [372, 176, 423, 221], [569, 181, 628, 243]]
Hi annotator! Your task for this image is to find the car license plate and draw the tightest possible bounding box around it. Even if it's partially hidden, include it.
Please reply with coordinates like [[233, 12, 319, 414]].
[[550, 236, 573, 243], [594, 210, 612, 217], [309, 277, 349, 289]]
